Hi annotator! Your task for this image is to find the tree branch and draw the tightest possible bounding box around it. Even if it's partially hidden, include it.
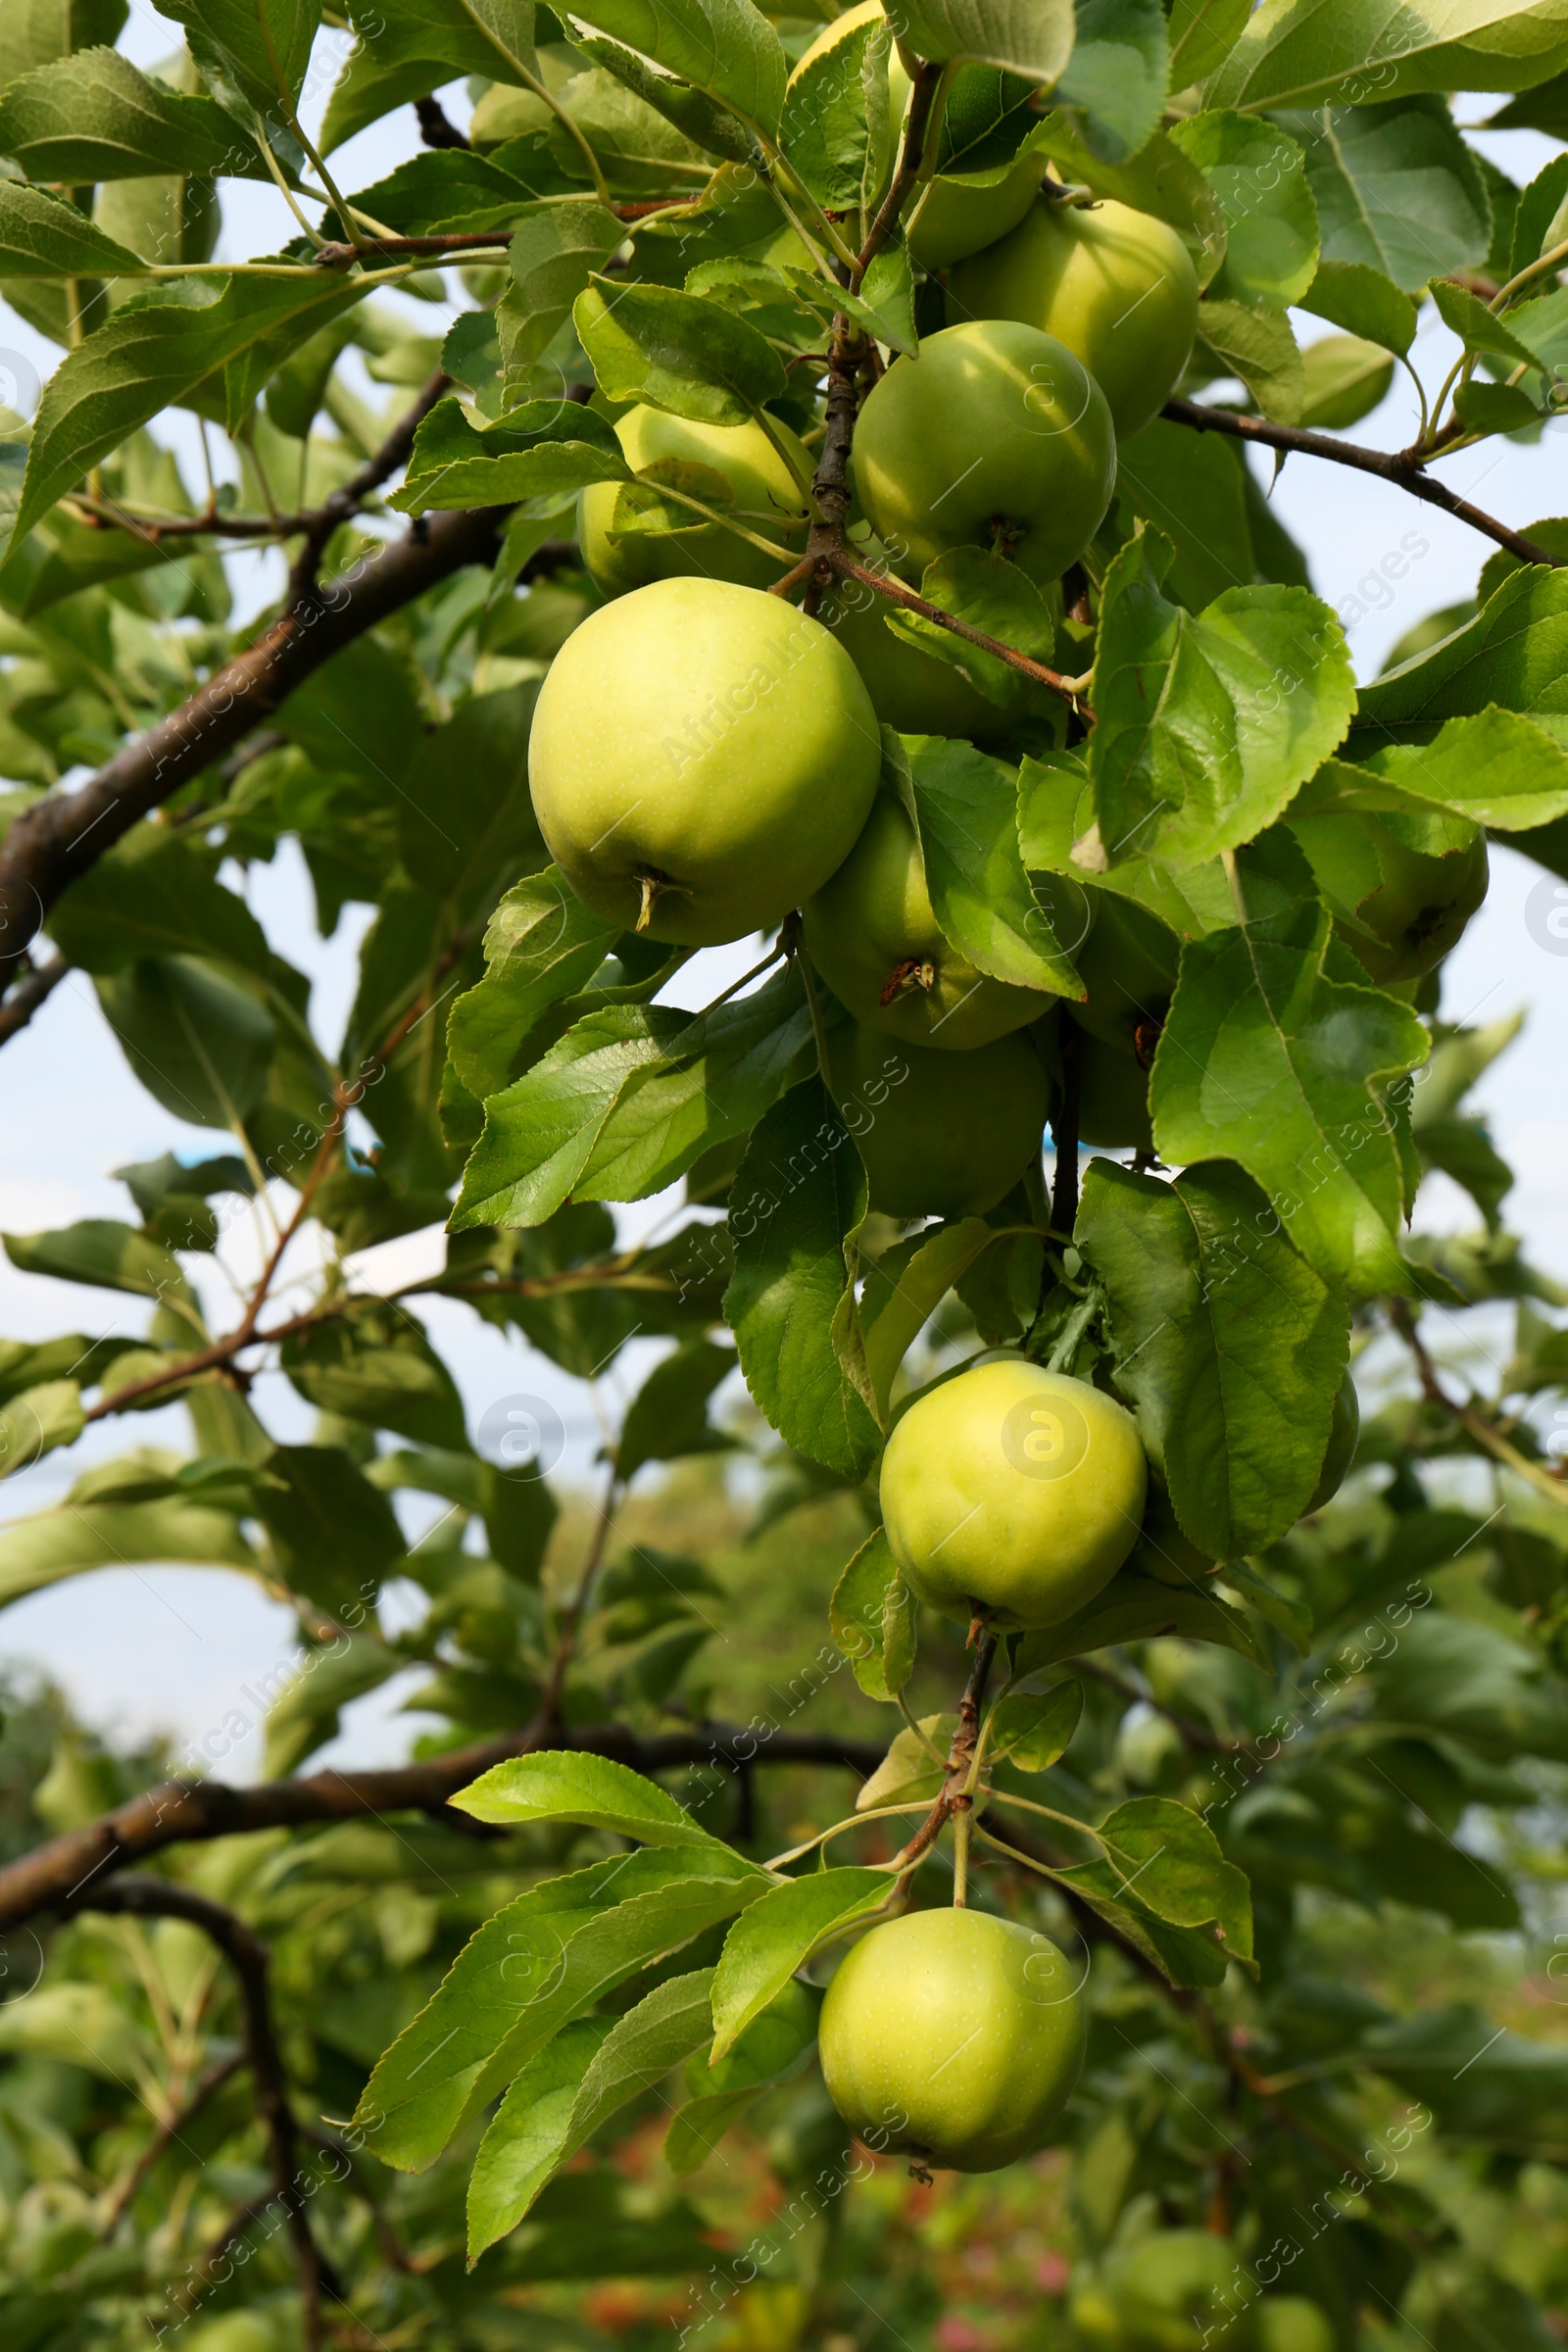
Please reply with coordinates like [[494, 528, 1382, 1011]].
[[0, 500, 507, 996], [0, 952, 73, 1047], [827, 552, 1090, 709], [98, 2048, 245, 2238], [1389, 1298, 1568, 1504], [69, 1879, 341, 2347], [0, 1725, 886, 1930], [1162, 396, 1562, 568]]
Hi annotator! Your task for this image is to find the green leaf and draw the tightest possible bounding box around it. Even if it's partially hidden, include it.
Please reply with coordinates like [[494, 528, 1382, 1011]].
[[397, 682, 546, 910], [0, 182, 143, 278], [1208, 0, 1568, 111], [1089, 531, 1356, 871], [1340, 712, 1568, 832], [1170, 112, 1318, 310], [829, 1526, 916, 1702], [279, 1311, 468, 1452], [46, 823, 271, 976], [355, 1847, 763, 2169], [1055, 0, 1169, 164], [1198, 296, 1303, 420], [856, 1715, 955, 1811], [788, 246, 918, 357], [1151, 900, 1431, 1296], [1112, 418, 1257, 611], [1077, 1157, 1349, 1558], [344, 0, 537, 83], [1299, 331, 1395, 429], [453, 1752, 738, 1849], [1066, 1794, 1252, 1954], [1454, 378, 1541, 434], [0, 1380, 83, 1483], [8, 272, 365, 551], [1428, 277, 1539, 369], [987, 1679, 1082, 1769], [254, 1445, 405, 1620], [885, 547, 1059, 707], [1299, 257, 1417, 356], [665, 1981, 820, 2175], [723, 1077, 881, 1479], [501, 198, 627, 373], [1354, 566, 1568, 742], [263, 1636, 401, 1777], [781, 8, 885, 209], [1166, 0, 1251, 86], [466, 2022, 610, 2263], [710, 1869, 888, 2062], [97, 956, 276, 1129], [0, 46, 264, 182], [571, 31, 757, 165], [891, 0, 1076, 78], [453, 965, 815, 1229], [468, 1971, 717, 2258], [160, 0, 321, 112], [447, 868, 620, 1108], [391, 395, 629, 514], [575, 275, 787, 425], [0, 0, 128, 85], [1277, 98, 1494, 295], [860, 1216, 999, 1422], [4, 1219, 184, 1298], [895, 732, 1086, 993], [0, 1494, 256, 1607], [616, 1339, 735, 1480], [565, 0, 787, 136], [1361, 2004, 1568, 2153]]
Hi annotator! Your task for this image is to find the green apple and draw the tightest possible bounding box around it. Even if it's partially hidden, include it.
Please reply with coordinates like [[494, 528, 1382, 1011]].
[[833, 1019, 1051, 1216], [853, 321, 1116, 586], [786, 5, 1047, 270], [577, 406, 812, 598], [1070, 1020, 1156, 1152], [529, 578, 882, 944], [1342, 810, 1489, 984], [1257, 2300, 1336, 2352], [1070, 895, 1179, 1050], [1092, 2231, 1254, 2352], [880, 1358, 1147, 1625], [805, 795, 1054, 1049], [815, 565, 1045, 749], [1306, 1369, 1359, 1513], [948, 195, 1200, 440], [817, 1907, 1086, 2172]]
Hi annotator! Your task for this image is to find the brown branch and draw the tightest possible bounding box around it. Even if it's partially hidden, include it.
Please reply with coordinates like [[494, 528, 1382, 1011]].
[[0, 1726, 887, 1931], [315, 206, 668, 270], [0, 498, 508, 997], [1162, 396, 1563, 568], [0, 951, 72, 1046], [1389, 1299, 1568, 1503], [534, 1457, 622, 1738], [856, 57, 944, 289], [69, 1879, 341, 2347], [830, 552, 1090, 710], [891, 1629, 1000, 1885]]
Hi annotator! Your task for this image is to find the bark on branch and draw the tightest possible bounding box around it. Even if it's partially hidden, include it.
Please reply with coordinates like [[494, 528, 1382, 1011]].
[[1162, 396, 1563, 568], [0, 1724, 885, 1930]]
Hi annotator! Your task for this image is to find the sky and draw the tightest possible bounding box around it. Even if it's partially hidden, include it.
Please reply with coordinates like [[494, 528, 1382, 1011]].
[[0, 24, 1564, 1778]]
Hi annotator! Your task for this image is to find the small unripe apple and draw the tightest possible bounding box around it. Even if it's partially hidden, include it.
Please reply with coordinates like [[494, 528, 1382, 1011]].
[[1257, 2299, 1336, 2352], [806, 795, 1053, 1050], [1095, 2230, 1253, 2352], [577, 407, 811, 598], [817, 1907, 1086, 2172], [1069, 896, 1179, 1051], [833, 1020, 1051, 1218], [816, 566, 1045, 749], [853, 321, 1116, 587], [880, 1358, 1147, 1626], [1069, 1019, 1156, 1152], [1306, 1369, 1359, 1513], [529, 578, 882, 944], [947, 196, 1200, 439], [1342, 812, 1488, 983]]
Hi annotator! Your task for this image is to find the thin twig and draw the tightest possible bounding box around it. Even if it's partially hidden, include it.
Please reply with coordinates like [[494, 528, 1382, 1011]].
[[827, 552, 1091, 710], [67, 1880, 341, 2347], [0, 953, 72, 1047], [1390, 1299, 1568, 1504], [1162, 396, 1562, 567], [97, 2049, 245, 2237]]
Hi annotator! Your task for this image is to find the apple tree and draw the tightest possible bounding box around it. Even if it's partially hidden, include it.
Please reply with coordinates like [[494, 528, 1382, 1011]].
[[0, 0, 1564, 2344]]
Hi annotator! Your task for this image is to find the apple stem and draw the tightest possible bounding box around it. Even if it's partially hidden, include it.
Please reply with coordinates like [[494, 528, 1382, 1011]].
[[952, 1803, 971, 1907]]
